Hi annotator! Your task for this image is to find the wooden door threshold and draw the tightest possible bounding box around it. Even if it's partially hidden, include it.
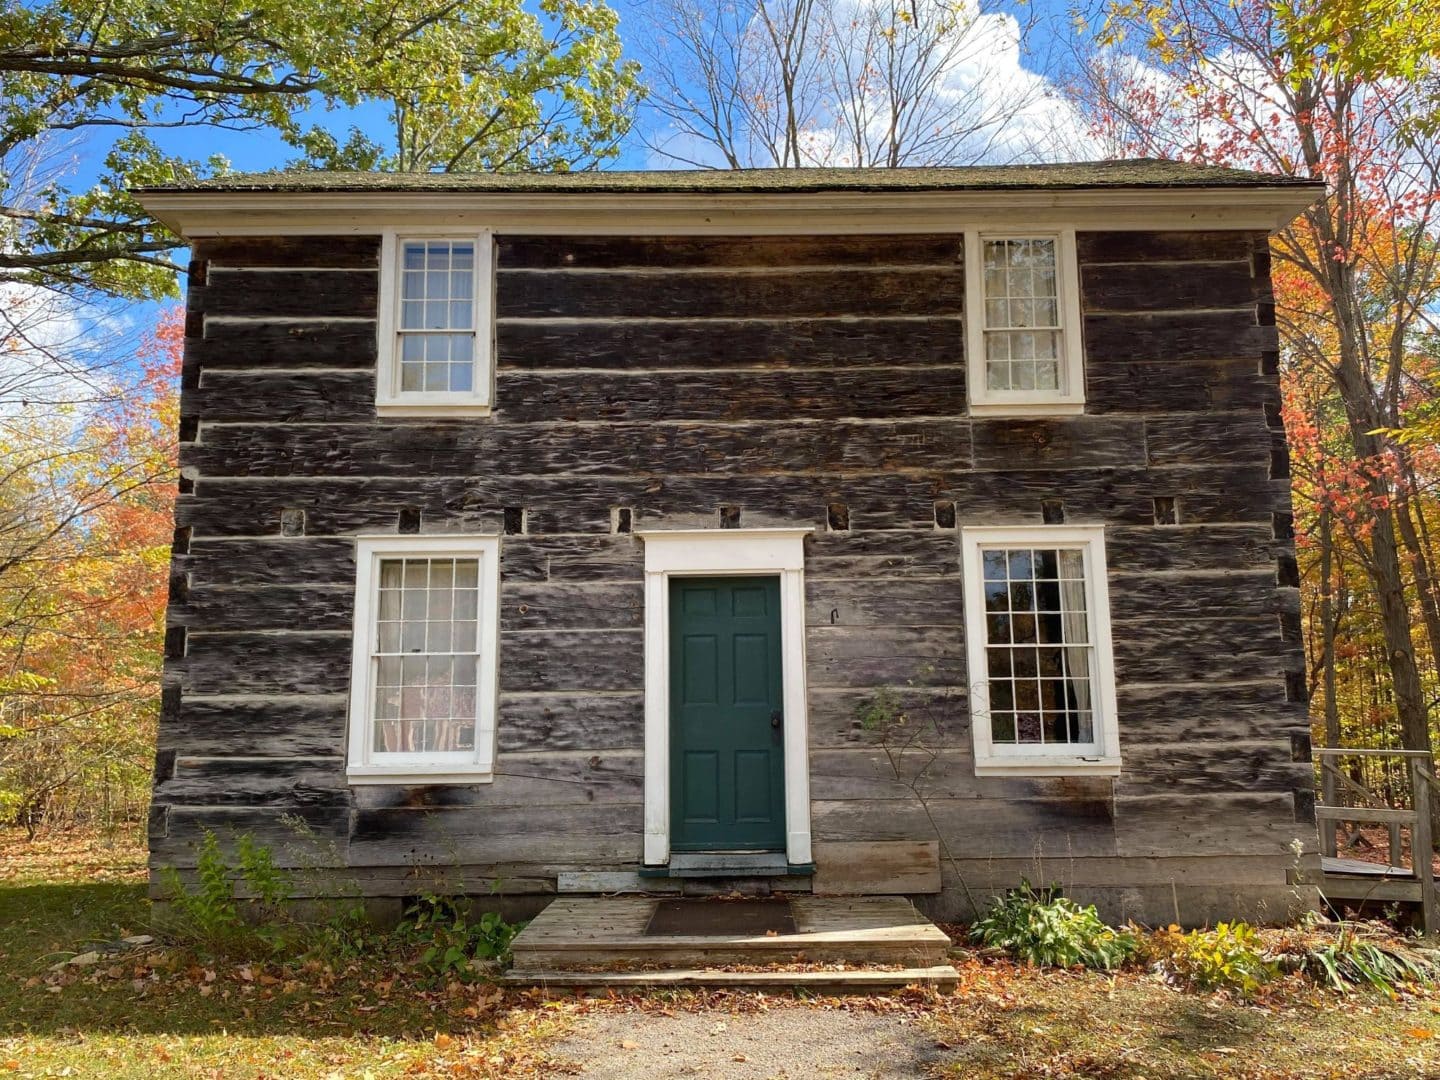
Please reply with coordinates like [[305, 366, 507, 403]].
[[640, 852, 815, 878]]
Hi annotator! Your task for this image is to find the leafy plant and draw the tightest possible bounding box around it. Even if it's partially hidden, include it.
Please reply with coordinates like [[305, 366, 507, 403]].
[[398, 894, 525, 980], [1302, 926, 1436, 996], [157, 829, 292, 956], [1150, 922, 1279, 996], [969, 881, 1141, 970]]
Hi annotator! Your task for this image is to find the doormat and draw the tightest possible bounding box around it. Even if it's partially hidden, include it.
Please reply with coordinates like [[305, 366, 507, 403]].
[[644, 898, 797, 937]]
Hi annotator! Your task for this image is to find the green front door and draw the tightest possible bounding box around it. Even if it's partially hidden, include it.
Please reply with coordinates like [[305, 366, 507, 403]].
[[669, 576, 786, 852]]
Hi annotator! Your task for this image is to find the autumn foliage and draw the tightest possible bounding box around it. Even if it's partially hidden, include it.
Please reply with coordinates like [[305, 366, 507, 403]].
[[1088, 0, 1440, 758], [0, 308, 180, 834]]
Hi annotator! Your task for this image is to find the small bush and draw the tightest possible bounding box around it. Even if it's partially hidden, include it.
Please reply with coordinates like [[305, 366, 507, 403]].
[[398, 894, 525, 980], [1150, 921, 1278, 996], [1302, 926, 1436, 996], [969, 881, 1141, 970], [157, 830, 292, 956]]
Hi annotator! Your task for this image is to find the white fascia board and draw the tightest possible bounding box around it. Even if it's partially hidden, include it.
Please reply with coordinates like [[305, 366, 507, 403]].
[[137, 187, 1321, 239]]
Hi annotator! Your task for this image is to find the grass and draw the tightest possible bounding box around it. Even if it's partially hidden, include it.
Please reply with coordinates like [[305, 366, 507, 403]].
[[4, 830, 1440, 1078], [933, 960, 1440, 1078], [0, 833, 574, 1078]]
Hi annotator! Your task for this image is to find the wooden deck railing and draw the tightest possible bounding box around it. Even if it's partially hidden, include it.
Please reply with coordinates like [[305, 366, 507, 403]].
[[1314, 748, 1440, 934]]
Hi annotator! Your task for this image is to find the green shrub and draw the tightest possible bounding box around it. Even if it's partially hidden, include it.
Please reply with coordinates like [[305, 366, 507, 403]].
[[969, 881, 1141, 970], [1151, 922, 1278, 996], [398, 894, 526, 980], [1303, 926, 1436, 996], [157, 829, 292, 956]]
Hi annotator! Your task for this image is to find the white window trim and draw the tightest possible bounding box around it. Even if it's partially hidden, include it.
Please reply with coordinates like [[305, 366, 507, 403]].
[[964, 228, 1085, 417], [960, 525, 1120, 777], [345, 533, 501, 785], [375, 230, 495, 417], [635, 528, 814, 868]]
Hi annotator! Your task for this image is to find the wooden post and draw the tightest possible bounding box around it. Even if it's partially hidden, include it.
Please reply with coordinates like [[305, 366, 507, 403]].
[[1390, 822, 1404, 868], [1320, 755, 1339, 858], [1410, 756, 1439, 937]]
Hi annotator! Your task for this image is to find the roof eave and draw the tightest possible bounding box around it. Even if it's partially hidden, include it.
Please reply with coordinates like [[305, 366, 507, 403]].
[[137, 184, 1323, 238]]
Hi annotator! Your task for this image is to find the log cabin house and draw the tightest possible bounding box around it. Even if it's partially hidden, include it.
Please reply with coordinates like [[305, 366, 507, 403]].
[[138, 161, 1326, 938]]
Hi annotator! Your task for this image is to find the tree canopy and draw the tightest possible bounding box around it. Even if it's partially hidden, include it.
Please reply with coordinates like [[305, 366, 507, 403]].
[[0, 0, 642, 300], [1084, 0, 1440, 757]]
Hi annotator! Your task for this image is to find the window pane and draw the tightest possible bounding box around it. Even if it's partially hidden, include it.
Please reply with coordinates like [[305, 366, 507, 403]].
[[370, 555, 484, 752], [980, 545, 1096, 747], [394, 239, 480, 396], [377, 587, 401, 622], [1017, 713, 1043, 742], [981, 237, 1063, 393], [984, 581, 1008, 611]]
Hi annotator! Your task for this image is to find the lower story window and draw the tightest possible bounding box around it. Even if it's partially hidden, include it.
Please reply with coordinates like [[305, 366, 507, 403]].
[[347, 535, 500, 784], [960, 526, 1120, 776]]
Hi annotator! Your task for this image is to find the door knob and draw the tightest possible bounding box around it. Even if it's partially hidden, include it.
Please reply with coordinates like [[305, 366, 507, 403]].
[[770, 710, 783, 729]]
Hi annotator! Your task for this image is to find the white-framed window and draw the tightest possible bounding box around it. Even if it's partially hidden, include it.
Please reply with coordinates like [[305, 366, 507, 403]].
[[346, 534, 501, 784], [375, 231, 495, 416], [964, 229, 1085, 415], [960, 525, 1120, 776]]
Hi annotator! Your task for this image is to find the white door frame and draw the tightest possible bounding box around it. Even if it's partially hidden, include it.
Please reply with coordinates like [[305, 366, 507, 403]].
[[636, 528, 814, 867]]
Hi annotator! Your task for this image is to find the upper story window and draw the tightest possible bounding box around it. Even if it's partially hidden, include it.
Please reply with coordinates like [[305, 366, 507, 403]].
[[960, 525, 1119, 776], [376, 231, 494, 416], [964, 229, 1084, 416], [346, 535, 500, 784]]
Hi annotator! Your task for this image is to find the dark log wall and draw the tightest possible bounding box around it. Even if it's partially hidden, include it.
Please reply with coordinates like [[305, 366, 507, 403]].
[[153, 228, 1312, 923]]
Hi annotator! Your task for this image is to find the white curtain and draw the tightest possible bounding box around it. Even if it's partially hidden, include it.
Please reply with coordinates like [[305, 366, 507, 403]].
[[1057, 553, 1092, 741]]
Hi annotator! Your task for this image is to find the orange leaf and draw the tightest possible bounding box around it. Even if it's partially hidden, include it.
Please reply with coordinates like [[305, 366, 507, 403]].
[[1406, 1027, 1435, 1040]]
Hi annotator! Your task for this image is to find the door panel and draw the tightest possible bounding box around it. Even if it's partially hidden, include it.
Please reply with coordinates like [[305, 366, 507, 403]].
[[681, 751, 720, 824], [669, 576, 786, 852]]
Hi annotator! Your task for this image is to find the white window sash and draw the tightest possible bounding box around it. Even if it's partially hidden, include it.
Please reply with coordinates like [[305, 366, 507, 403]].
[[346, 534, 501, 784], [964, 229, 1086, 416], [376, 230, 495, 416], [960, 525, 1120, 777]]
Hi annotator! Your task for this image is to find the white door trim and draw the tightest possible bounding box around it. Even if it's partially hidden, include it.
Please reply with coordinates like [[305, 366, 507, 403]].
[[636, 528, 814, 868]]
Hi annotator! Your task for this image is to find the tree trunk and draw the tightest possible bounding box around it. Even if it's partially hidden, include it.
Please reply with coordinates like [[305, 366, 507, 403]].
[[1318, 504, 1341, 855], [1395, 456, 1440, 682]]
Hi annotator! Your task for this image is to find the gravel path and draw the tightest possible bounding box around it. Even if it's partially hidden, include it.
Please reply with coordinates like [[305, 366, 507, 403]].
[[549, 1007, 951, 1079]]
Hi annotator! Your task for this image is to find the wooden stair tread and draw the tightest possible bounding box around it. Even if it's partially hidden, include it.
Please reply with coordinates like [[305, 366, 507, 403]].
[[501, 965, 959, 990], [508, 894, 951, 974]]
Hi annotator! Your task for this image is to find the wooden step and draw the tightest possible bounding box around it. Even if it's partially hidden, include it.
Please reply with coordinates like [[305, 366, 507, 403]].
[[508, 895, 951, 974], [501, 964, 959, 992]]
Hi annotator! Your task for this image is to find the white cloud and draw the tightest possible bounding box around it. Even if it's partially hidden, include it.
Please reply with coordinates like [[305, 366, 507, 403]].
[[0, 284, 144, 415], [643, 0, 1099, 169]]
